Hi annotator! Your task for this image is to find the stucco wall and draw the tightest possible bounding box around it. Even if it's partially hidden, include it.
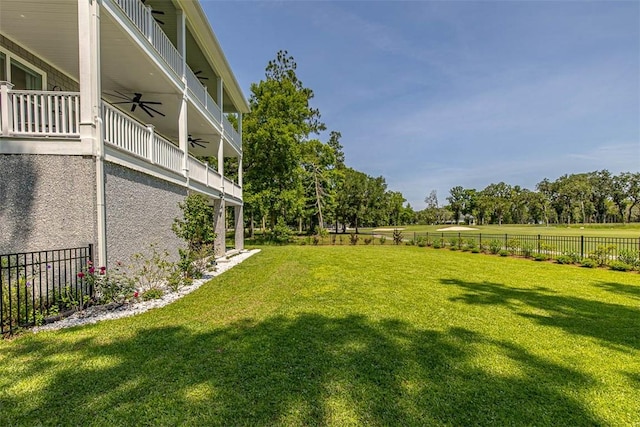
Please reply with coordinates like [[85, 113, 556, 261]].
[[0, 154, 96, 254], [0, 34, 79, 92], [104, 162, 186, 266]]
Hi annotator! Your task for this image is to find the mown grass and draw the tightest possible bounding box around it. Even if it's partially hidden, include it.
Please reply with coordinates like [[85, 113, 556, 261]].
[[361, 223, 640, 238], [1, 246, 639, 426]]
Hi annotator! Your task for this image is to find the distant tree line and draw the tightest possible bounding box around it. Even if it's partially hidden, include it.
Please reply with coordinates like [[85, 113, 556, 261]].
[[428, 170, 640, 226]]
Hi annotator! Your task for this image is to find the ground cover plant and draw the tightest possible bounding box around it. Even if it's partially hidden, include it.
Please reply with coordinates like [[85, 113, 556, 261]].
[[1, 246, 638, 426]]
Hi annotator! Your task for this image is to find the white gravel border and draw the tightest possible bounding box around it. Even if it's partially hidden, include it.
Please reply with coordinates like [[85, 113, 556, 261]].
[[32, 249, 260, 333]]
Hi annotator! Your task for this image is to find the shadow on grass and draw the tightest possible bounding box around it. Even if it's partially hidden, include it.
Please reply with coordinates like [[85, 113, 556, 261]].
[[0, 314, 603, 426], [596, 281, 640, 300], [443, 279, 640, 350]]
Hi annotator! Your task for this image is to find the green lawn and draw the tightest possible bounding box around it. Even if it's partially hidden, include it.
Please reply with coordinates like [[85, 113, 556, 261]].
[[361, 223, 640, 238], [1, 246, 639, 426]]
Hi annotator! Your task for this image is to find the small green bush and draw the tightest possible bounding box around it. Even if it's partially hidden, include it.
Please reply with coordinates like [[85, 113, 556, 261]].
[[489, 240, 502, 255], [364, 237, 373, 245], [580, 258, 597, 268], [449, 237, 460, 249], [379, 236, 386, 245], [589, 245, 616, 267], [521, 243, 535, 258], [556, 255, 575, 265], [142, 287, 164, 301], [609, 261, 633, 272], [416, 237, 427, 247], [471, 248, 481, 254], [393, 229, 404, 245], [349, 233, 359, 245], [465, 239, 477, 251], [498, 250, 509, 257], [432, 239, 443, 249], [533, 253, 548, 262], [506, 239, 520, 255], [618, 250, 639, 268]]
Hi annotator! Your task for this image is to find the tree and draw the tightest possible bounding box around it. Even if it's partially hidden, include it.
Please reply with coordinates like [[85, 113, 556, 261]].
[[243, 50, 325, 229], [300, 139, 338, 229], [446, 186, 466, 223]]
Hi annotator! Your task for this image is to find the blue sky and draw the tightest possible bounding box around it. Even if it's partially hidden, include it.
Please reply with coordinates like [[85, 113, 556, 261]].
[[202, 0, 639, 209]]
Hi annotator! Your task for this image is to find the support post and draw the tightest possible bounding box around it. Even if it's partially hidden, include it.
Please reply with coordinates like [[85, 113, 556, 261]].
[[213, 198, 226, 256], [235, 205, 244, 250]]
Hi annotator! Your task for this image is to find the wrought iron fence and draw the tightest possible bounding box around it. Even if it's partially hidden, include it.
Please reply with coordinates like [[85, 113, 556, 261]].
[[307, 231, 640, 263], [1, 245, 93, 336]]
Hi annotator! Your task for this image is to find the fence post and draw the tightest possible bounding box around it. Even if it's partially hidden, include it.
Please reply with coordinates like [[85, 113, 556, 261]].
[[458, 232, 461, 249], [580, 235, 584, 259], [537, 235, 541, 254]]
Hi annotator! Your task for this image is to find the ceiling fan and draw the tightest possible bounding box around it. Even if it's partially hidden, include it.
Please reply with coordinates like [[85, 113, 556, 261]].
[[193, 71, 209, 82], [141, 0, 165, 25], [111, 91, 165, 118], [188, 134, 209, 149]]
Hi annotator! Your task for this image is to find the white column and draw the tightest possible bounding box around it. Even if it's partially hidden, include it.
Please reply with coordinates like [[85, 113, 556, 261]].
[[176, 9, 189, 179], [234, 205, 244, 250], [0, 82, 14, 135], [213, 198, 226, 256], [79, 0, 106, 267]]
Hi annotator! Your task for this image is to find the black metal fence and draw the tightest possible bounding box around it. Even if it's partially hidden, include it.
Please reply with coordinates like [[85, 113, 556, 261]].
[[1, 245, 93, 336], [308, 231, 640, 261]]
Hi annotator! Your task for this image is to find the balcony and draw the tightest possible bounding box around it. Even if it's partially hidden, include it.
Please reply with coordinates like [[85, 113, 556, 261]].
[[105, 0, 242, 153], [0, 87, 242, 204]]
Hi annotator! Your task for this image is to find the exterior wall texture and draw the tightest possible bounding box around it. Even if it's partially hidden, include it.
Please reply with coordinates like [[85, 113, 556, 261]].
[[104, 162, 186, 266], [0, 34, 79, 92], [0, 154, 96, 254]]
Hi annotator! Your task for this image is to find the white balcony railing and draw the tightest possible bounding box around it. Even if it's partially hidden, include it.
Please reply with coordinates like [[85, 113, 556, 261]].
[[109, 0, 240, 152], [0, 85, 241, 201], [0, 85, 80, 137], [112, 0, 182, 77]]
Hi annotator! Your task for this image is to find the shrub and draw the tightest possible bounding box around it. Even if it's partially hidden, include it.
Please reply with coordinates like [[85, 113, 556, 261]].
[[465, 239, 477, 251], [521, 243, 535, 258], [172, 194, 216, 252], [349, 233, 359, 245], [432, 239, 443, 249], [498, 249, 509, 257], [379, 235, 386, 245], [364, 237, 373, 245], [129, 244, 174, 292], [580, 258, 597, 268], [393, 229, 403, 245], [471, 248, 481, 254], [589, 245, 616, 267], [82, 261, 135, 305], [449, 237, 460, 249], [416, 237, 427, 247], [506, 238, 520, 255], [609, 261, 633, 272], [489, 240, 502, 255], [533, 253, 548, 262], [141, 287, 164, 301], [556, 255, 575, 265], [269, 219, 294, 244], [618, 250, 639, 268]]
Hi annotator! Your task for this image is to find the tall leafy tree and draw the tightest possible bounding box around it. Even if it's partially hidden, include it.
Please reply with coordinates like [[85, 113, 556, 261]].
[[243, 50, 325, 229]]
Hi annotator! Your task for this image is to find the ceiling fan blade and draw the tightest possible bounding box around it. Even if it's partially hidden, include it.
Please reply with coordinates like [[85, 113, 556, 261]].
[[193, 141, 206, 149], [112, 101, 134, 105], [139, 104, 155, 118], [111, 91, 132, 101], [144, 105, 165, 117], [151, 10, 165, 15], [131, 104, 137, 112], [140, 101, 162, 105]]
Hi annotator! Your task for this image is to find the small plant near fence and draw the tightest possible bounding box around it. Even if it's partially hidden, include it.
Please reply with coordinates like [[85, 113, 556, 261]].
[[617, 250, 639, 269], [379, 235, 386, 245], [489, 240, 502, 255], [448, 237, 460, 250], [349, 233, 359, 245], [506, 239, 520, 256], [588, 245, 617, 267], [393, 229, 404, 245]]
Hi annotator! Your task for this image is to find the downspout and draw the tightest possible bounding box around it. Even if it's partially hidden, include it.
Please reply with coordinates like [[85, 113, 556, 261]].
[[95, 113, 107, 266]]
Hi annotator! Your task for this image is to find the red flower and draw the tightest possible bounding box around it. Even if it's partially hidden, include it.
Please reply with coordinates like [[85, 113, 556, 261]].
[[134, 291, 139, 298], [77, 272, 85, 278], [88, 267, 95, 274], [99, 266, 106, 275], [87, 261, 93, 266]]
